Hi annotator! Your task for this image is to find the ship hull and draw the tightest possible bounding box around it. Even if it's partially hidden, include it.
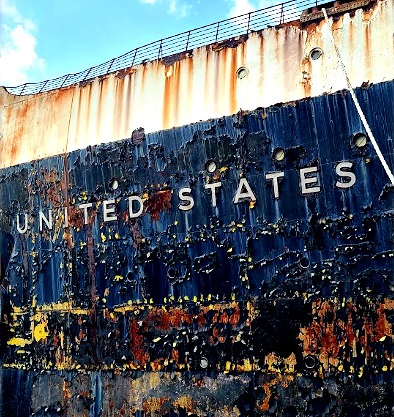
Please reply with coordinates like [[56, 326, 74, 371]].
[[0, 79, 393, 416]]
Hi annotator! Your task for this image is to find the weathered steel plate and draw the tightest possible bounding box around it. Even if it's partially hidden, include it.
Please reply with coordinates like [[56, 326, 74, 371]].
[[0, 80, 393, 416]]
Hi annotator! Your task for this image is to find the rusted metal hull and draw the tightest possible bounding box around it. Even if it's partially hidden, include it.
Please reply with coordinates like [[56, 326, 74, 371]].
[[1, 0, 393, 169], [0, 77, 393, 415]]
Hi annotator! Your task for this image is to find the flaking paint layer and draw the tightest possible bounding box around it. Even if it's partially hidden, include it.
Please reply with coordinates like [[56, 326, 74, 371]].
[[1, 0, 393, 168], [0, 78, 393, 416]]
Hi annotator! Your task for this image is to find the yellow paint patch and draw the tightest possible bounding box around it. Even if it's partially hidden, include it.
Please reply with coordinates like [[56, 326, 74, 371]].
[[8, 337, 32, 347], [174, 396, 194, 412], [34, 322, 49, 342]]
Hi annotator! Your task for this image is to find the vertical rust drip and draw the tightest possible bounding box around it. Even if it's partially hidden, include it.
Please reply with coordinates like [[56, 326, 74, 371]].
[[87, 226, 98, 363], [20, 234, 29, 304], [61, 154, 73, 249]]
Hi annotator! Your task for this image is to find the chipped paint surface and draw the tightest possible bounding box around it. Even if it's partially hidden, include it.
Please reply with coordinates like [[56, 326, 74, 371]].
[[0, 76, 393, 415], [1, 0, 394, 168], [1, 1, 394, 416]]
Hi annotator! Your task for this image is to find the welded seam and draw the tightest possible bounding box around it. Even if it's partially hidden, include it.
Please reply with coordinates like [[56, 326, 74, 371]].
[[322, 7, 394, 185]]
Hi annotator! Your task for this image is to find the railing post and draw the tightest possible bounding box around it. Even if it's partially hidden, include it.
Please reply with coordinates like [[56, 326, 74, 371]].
[[280, 4, 284, 24], [247, 12, 251, 34], [60, 74, 70, 88], [82, 67, 92, 82], [158, 40, 163, 60], [20, 84, 26, 95], [107, 57, 116, 74], [131, 48, 139, 67], [185, 30, 191, 51], [215, 21, 220, 42], [38, 80, 48, 93]]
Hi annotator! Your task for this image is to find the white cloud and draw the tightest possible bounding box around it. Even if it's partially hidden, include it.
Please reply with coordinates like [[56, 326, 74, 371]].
[[168, 0, 192, 18], [139, 0, 192, 18], [0, 0, 45, 86], [226, 0, 256, 19]]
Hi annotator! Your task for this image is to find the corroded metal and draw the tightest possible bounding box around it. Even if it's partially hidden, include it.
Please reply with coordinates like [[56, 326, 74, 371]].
[[0, 79, 393, 416], [1, 1, 394, 416], [4, 0, 341, 96], [1, 0, 393, 169], [300, 0, 374, 23]]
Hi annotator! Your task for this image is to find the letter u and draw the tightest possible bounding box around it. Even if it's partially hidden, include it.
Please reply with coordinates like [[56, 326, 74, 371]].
[[16, 213, 28, 234]]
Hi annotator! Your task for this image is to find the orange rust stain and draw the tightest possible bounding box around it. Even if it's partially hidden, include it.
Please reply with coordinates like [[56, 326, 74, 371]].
[[259, 376, 276, 411], [299, 300, 344, 370], [162, 61, 182, 129], [300, 299, 394, 372], [258, 374, 293, 412], [67, 205, 88, 229], [173, 396, 194, 413], [129, 318, 150, 367], [142, 397, 170, 414], [225, 47, 238, 115], [374, 303, 391, 341], [229, 304, 241, 325], [146, 306, 193, 330], [345, 300, 357, 347], [145, 189, 172, 221], [171, 348, 179, 364], [300, 56, 312, 98], [197, 311, 207, 328]]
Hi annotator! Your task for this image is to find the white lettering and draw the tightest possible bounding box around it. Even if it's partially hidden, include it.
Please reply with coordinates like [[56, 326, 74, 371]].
[[127, 196, 144, 218], [16, 213, 28, 234], [79, 203, 93, 225], [103, 199, 117, 222], [205, 182, 222, 207], [178, 187, 194, 211], [300, 166, 321, 195], [265, 172, 285, 199], [234, 178, 256, 203], [336, 161, 356, 189], [39, 209, 53, 231]]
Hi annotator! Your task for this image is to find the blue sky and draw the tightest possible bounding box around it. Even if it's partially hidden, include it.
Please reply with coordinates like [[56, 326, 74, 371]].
[[0, 0, 276, 87]]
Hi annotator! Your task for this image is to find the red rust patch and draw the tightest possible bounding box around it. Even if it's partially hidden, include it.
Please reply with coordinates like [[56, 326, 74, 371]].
[[145, 189, 172, 221]]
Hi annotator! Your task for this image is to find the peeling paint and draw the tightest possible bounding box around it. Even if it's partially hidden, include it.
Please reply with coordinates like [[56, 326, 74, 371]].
[[1, 1, 394, 416], [0, 0, 393, 168]]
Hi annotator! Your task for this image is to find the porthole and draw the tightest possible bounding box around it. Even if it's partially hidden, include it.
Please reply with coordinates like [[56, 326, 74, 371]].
[[272, 147, 286, 162], [167, 268, 178, 282], [200, 357, 208, 368], [236, 67, 249, 79], [299, 257, 310, 269], [304, 355, 316, 369], [352, 132, 368, 148], [109, 178, 119, 190], [309, 47, 323, 60], [205, 159, 218, 173]]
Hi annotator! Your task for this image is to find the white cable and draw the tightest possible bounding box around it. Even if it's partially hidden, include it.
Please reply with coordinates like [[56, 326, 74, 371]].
[[322, 7, 394, 185]]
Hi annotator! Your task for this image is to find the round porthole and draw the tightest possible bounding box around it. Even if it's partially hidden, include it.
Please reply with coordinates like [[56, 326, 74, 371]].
[[109, 178, 119, 190], [304, 355, 316, 369], [205, 159, 218, 173], [167, 268, 178, 282], [272, 147, 286, 162], [236, 67, 249, 79], [200, 357, 208, 368], [309, 47, 323, 60], [299, 257, 310, 269], [352, 132, 368, 148]]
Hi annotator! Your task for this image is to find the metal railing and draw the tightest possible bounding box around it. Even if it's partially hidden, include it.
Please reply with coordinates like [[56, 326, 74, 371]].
[[6, 0, 326, 96]]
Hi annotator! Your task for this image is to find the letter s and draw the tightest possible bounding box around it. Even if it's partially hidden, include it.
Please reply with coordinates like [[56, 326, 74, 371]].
[[179, 187, 194, 211], [336, 161, 356, 189]]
